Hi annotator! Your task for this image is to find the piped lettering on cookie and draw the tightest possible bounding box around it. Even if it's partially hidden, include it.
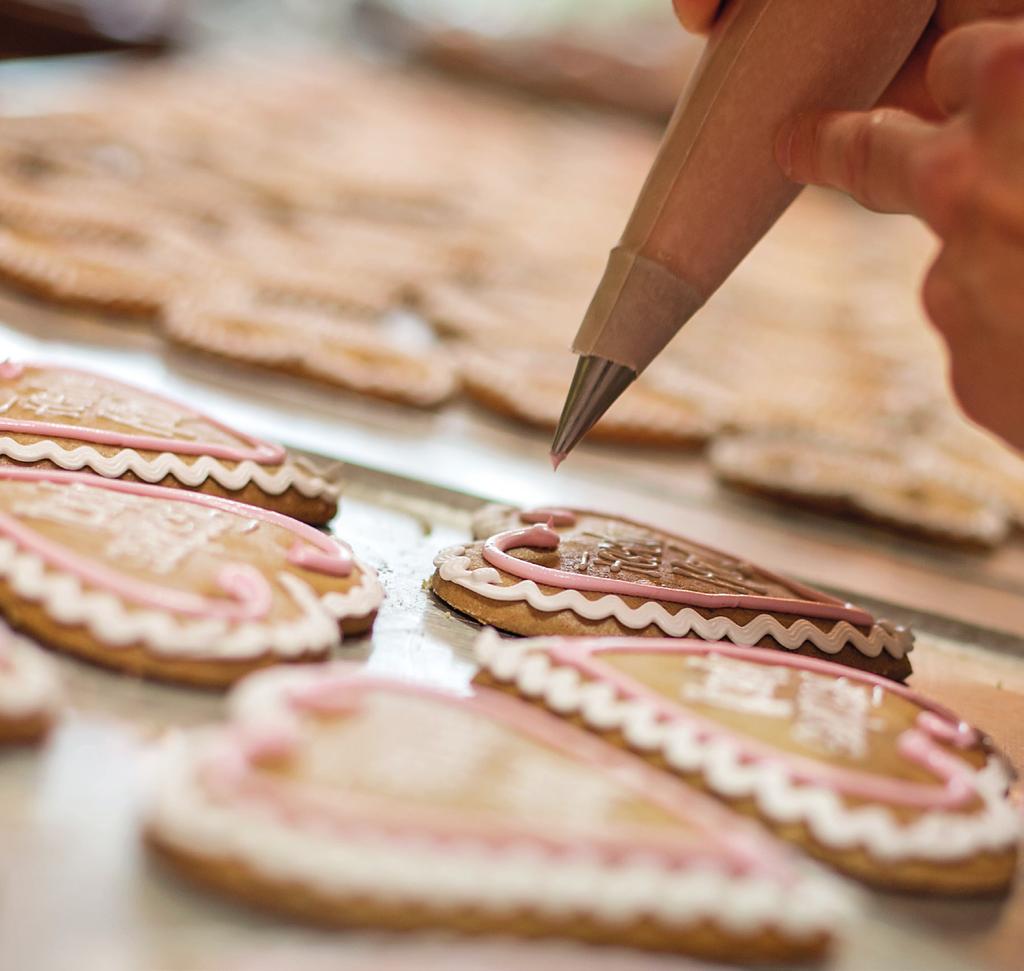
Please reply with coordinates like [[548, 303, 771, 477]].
[[543, 639, 992, 811], [0, 467, 365, 620], [0, 363, 285, 464], [481, 524, 873, 624]]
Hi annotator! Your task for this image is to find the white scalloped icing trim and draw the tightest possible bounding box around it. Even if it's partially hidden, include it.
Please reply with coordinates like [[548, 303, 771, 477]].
[[147, 730, 853, 939], [0, 436, 342, 501], [474, 633, 1020, 863], [0, 625, 62, 719], [0, 535, 380, 660], [434, 545, 912, 660]]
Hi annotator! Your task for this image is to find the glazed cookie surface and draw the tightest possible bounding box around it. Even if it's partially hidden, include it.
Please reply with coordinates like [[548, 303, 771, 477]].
[[432, 505, 913, 680], [0, 622, 62, 744], [146, 662, 851, 962], [474, 632, 1021, 894], [0, 467, 382, 686], [0, 361, 341, 525]]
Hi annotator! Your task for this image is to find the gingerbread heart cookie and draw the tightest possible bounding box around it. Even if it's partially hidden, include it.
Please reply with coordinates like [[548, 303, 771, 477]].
[[163, 285, 457, 409], [474, 632, 1020, 894], [146, 662, 850, 961], [0, 467, 382, 686], [0, 362, 341, 525], [0, 622, 62, 744], [432, 505, 913, 681]]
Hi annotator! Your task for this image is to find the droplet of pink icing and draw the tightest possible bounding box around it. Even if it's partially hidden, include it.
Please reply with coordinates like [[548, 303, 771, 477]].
[[287, 539, 354, 577], [518, 507, 577, 528], [0, 361, 25, 379], [550, 451, 567, 472]]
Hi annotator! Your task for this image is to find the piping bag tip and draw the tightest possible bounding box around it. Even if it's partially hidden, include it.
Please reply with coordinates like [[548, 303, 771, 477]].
[[549, 355, 637, 467]]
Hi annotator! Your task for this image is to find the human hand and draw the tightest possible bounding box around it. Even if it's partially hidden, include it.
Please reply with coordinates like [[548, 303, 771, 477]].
[[671, 3, 1024, 452]]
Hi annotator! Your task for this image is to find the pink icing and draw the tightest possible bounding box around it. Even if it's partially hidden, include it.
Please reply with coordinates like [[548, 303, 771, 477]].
[[483, 523, 876, 625], [550, 451, 567, 472], [518, 508, 577, 527], [916, 710, 979, 749], [288, 541, 352, 578], [0, 467, 359, 620], [208, 672, 798, 879], [0, 362, 286, 464], [543, 638, 989, 811]]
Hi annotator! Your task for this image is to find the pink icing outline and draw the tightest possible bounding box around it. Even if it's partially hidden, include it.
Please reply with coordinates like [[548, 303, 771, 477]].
[[0, 361, 286, 464], [0, 467, 356, 620], [542, 638, 985, 811], [483, 523, 876, 625], [207, 672, 798, 879]]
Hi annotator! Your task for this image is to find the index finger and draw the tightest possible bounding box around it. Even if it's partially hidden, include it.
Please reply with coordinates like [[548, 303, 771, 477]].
[[777, 108, 939, 216]]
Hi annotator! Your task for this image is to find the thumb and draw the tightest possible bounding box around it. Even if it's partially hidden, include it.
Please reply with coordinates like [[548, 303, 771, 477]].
[[776, 108, 938, 216]]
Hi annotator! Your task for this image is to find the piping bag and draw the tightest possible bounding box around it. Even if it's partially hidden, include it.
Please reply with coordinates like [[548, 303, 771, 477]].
[[551, 0, 936, 466]]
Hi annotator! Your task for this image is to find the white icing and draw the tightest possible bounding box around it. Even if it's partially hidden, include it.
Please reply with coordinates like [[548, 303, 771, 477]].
[[435, 545, 911, 660], [147, 730, 852, 939], [0, 436, 341, 501], [474, 633, 1021, 863], [0, 535, 380, 660], [0, 624, 62, 719]]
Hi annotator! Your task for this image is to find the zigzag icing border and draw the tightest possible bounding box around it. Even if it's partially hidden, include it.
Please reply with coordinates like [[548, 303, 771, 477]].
[[0, 436, 341, 501], [0, 535, 380, 660], [434, 545, 911, 660], [474, 632, 1020, 863], [0, 624, 62, 719]]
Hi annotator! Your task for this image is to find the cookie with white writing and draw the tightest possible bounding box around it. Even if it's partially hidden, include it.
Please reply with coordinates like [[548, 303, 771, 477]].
[[146, 662, 850, 961], [0, 468, 382, 687], [474, 632, 1020, 894], [432, 505, 913, 681], [0, 361, 341, 525], [0, 622, 62, 744]]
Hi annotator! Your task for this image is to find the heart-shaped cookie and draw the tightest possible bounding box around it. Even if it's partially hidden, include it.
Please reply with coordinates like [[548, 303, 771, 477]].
[[146, 662, 850, 961], [0, 621, 61, 744], [0, 361, 341, 525], [0, 467, 381, 686], [433, 505, 913, 680], [474, 631, 1020, 893]]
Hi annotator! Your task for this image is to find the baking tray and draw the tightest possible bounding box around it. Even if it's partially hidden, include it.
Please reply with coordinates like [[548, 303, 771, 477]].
[[0, 458, 1020, 971]]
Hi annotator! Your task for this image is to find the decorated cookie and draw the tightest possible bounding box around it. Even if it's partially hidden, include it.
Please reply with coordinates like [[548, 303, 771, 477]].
[[0, 226, 173, 318], [163, 285, 457, 409], [0, 362, 342, 525], [146, 662, 850, 960], [0, 467, 382, 687], [0, 622, 62, 744], [455, 344, 721, 448], [432, 505, 913, 681], [710, 431, 1010, 548], [474, 632, 1021, 894]]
